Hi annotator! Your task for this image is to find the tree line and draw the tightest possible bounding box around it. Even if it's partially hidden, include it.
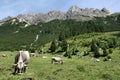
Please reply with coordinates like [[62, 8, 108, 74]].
[[0, 14, 120, 51]]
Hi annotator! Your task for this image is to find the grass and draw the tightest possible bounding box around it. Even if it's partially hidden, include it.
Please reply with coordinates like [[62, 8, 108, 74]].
[[0, 50, 120, 80], [0, 31, 120, 80]]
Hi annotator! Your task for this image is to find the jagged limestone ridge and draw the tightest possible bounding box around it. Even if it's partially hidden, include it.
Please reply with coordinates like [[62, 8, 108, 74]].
[[0, 6, 110, 25]]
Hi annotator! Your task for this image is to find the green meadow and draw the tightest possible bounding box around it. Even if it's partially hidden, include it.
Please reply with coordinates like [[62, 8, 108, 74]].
[[0, 31, 120, 80]]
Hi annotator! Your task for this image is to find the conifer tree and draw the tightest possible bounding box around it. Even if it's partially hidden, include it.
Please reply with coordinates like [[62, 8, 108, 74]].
[[49, 40, 56, 52], [60, 40, 68, 52]]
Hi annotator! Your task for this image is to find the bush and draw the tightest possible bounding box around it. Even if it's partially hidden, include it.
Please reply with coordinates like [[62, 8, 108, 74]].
[[83, 51, 89, 56], [93, 47, 101, 58], [102, 49, 108, 57], [103, 57, 108, 61], [101, 73, 112, 80], [64, 51, 72, 58], [68, 53, 72, 59], [60, 40, 68, 52], [64, 52, 68, 57], [90, 39, 98, 51], [72, 48, 79, 55], [107, 55, 111, 59], [49, 40, 57, 52], [103, 56, 111, 61], [76, 65, 85, 72], [108, 49, 113, 54]]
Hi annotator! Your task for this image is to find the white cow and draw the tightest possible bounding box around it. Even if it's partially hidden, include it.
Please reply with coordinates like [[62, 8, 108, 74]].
[[0, 54, 7, 57], [51, 57, 63, 64], [12, 51, 30, 75], [30, 53, 36, 57], [95, 59, 100, 62]]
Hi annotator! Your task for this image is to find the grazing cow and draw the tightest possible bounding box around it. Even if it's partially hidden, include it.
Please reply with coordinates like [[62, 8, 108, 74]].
[[51, 57, 63, 64], [95, 59, 100, 62], [0, 54, 7, 57], [12, 51, 30, 75], [30, 53, 36, 57]]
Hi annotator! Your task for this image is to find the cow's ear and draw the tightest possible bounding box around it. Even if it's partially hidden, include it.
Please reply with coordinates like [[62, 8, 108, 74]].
[[24, 64, 28, 67], [12, 64, 17, 68]]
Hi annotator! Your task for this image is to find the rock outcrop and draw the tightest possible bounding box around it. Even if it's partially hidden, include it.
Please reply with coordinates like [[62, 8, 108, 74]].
[[45, 10, 66, 22], [66, 6, 109, 20], [0, 6, 110, 25]]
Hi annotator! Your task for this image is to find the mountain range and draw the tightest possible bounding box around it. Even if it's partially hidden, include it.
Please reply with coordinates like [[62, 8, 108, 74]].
[[0, 6, 110, 25], [0, 5, 120, 51]]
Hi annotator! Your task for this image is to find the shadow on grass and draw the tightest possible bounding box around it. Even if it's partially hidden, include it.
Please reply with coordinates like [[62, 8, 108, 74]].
[[112, 32, 120, 37], [21, 77, 34, 80]]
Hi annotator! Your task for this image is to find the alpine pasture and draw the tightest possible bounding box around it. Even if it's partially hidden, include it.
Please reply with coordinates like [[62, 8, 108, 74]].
[[0, 32, 120, 80]]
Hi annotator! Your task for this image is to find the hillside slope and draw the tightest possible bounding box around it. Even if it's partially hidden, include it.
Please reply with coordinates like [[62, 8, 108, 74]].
[[0, 13, 120, 51], [0, 31, 120, 80]]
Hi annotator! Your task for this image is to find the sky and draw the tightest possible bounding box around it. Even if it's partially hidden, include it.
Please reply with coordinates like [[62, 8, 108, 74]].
[[0, 0, 120, 20]]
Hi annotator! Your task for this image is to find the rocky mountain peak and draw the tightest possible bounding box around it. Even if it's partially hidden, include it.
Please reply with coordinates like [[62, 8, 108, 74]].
[[101, 8, 109, 13], [45, 10, 66, 22], [0, 6, 110, 25], [68, 5, 82, 13]]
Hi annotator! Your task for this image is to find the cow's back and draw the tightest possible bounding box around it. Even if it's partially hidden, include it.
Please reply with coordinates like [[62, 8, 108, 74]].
[[15, 51, 30, 64], [52, 57, 62, 61], [21, 51, 30, 64]]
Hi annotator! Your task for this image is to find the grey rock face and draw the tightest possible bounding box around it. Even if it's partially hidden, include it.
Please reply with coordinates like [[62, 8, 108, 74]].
[[1, 6, 110, 25], [101, 8, 109, 13], [66, 6, 109, 20], [16, 10, 67, 24], [66, 6, 83, 20], [17, 13, 36, 24], [45, 10, 66, 22]]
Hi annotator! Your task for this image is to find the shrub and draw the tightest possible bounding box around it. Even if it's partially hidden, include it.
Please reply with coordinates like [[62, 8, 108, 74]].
[[60, 40, 68, 52], [64, 51, 68, 57], [64, 51, 72, 58], [76, 65, 85, 72], [103, 57, 108, 61], [103, 56, 111, 61], [108, 49, 113, 54], [101, 73, 112, 80], [93, 47, 101, 58], [107, 55, 111, 59], [72, 48, 79, 55], [49, 40, 57, 52], [90, 39, 98, 51], [83, 51, 89, 56], [102, 49, 108, 57], [68, 53, 72, 59]]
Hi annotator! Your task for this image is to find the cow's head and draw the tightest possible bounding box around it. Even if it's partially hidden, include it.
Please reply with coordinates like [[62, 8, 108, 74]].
[[13, 61, 27, 74]]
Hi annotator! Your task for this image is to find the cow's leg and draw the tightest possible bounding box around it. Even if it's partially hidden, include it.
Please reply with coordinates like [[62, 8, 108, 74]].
[[24, 67, 26, 73], [13, 67, 18, 75], [58, 61, 61, 64], [22, 67, 25, 73], [18, 68, 23, 74], [51, 59, 54, 64], [18, 68, 22, 74], [17, 68, 20, 73], [23, 67, 26, 73]]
